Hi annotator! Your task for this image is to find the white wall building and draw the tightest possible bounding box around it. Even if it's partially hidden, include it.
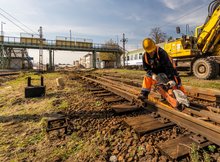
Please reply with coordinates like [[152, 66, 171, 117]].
[[84, 53, 92, 68]]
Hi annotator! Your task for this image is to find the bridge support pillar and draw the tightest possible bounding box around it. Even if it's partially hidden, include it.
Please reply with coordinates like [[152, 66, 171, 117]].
[[0, 46, 3, 69], [92, 51, 96, 69], [21, 49, 25, 69], [115, 52, 121, 68], [48, 49, 55, 71], [52, 50, 55, 70], [49, 49, 53, 71]]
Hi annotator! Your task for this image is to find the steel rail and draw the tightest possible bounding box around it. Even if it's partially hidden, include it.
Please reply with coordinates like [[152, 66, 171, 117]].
[[81, 75, 220, 146], [0, 72, 20, 76], [99, 74, 220, 103]]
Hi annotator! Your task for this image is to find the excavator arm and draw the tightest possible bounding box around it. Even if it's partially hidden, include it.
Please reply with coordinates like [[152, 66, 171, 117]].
[[197, 0, 220, 54]]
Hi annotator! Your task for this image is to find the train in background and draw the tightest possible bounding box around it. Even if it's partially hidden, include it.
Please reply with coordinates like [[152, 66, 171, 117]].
[[125, 48, 143, 66], [125, 43, 164, 69]]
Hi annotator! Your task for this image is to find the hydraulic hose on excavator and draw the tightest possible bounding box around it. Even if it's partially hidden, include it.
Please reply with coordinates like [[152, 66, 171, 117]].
[[206, 0, 220, 23]]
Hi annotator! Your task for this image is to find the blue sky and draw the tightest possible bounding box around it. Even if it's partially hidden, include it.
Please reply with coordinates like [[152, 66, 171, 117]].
[[0, 0, 210, 64]]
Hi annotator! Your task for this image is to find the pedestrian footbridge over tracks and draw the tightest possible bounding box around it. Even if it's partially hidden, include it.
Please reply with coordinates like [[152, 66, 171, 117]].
[[0, 35, 123, 70]]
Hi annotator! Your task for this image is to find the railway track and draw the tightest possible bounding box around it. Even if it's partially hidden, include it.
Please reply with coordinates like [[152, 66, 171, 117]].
[[79, 74, 220, 160], [0, 71, 20, 85], [97, 73, 220, 105], [0, 71, 20, 77]]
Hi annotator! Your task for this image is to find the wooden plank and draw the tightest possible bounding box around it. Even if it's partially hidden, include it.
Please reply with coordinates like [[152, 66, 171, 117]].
[[111, 104, 139, 113], [185, 86, 220, 102], [88, 88, 103, 91], [96, 93, 112, 97], [124, 115, 175, 135], [157, 136, 211, 160], [124, 115, 156, 126], [104, 96, 124, 103], [92, 90, 109, 94], [134, 121, 174, 134]]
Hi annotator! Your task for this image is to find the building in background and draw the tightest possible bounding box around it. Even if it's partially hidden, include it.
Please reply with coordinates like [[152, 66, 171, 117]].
[[84, 53, 92, 68], [0, 48, 33, 70], [75, 51, 120, 69]]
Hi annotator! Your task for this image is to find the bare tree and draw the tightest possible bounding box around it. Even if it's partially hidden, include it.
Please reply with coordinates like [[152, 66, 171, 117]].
[[99, 39, 118, 61], [149, 27, 167, 43]]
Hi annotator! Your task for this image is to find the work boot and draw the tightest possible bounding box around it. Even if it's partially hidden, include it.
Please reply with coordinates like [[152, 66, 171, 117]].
[[138, 94, 147, 100], [138, 91, 149, 101]]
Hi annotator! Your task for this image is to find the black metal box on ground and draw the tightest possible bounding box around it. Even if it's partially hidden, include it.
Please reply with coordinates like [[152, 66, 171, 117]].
[[25, 86, 46, 98], [24, 76, 46, 98]]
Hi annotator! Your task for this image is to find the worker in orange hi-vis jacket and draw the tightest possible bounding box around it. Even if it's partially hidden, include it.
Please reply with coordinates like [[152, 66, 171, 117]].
[[138, 38, 186, 100]]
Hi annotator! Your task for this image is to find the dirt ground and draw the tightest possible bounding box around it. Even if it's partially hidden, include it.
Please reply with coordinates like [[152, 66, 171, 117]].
[[0, 70, 219, 162]]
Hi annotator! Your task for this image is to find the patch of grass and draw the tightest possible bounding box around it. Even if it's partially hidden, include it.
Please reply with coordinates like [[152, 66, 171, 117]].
[[137, 146, 144, 152], [57, 100, 69, 110], [47, 132, 85, 161], [208, 145, 216, 153], [95, 101, 103, 107], [203, 151, 211, 162], [39, 117, 48, 133], [26, 132, 45, 145], [0, 72, 71, 161], [182, 76, 220, 89], [16, 132, 45, 148], [190, 143, 200, 162], [14, 151, 30, 162]]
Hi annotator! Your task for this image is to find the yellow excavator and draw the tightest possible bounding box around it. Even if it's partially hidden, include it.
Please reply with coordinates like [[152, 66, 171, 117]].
[[164, 0, 220, 79]]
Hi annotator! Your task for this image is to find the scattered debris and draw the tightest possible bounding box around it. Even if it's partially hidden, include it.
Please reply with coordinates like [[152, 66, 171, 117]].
[[56, 77, 65, 90]]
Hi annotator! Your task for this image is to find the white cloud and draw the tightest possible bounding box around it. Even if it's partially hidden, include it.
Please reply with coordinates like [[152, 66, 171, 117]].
[[125, 14, 142, 21], [164, 5, 207, 26], [161, 0, 191, 10]]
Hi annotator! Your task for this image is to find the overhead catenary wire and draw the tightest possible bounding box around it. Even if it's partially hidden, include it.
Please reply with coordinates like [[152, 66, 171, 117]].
[[0, 12, 30, 34], [0, 7, 38, 35], [158, 1, 210, 29]]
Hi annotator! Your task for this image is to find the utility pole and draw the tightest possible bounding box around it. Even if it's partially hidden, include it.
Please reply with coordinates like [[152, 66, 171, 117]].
[[120, 33, 128, 67], [1, 22, 6, 36], [0, 22, 5, 69], [116, 35, 119, 45], [70, 30, 72, 41], [38, 26, 43, 72]]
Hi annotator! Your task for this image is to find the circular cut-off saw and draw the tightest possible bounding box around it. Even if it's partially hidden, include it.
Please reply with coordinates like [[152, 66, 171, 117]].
[[152, 73, 190, 111]]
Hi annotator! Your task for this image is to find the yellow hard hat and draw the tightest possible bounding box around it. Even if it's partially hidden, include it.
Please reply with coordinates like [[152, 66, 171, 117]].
[[143, 38, 156, 53]]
